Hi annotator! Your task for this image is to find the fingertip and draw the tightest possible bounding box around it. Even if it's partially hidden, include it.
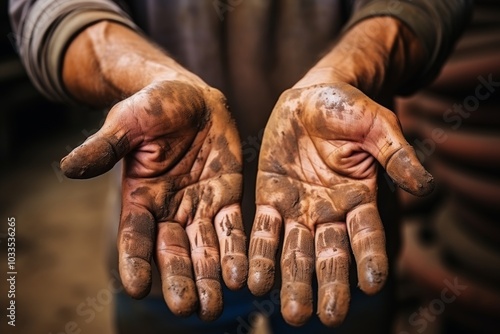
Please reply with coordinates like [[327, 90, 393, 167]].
[[385, 148, 435, 197], [357, 254, 388, 295], [163, 276, 198, 317], [222, 254, 248, 290], [119, 257, 152, 299], [247, 259, 275, 296], [281, 284, 313, 327], [60, 136, 118, 179], [197, 280, 223, 322], [317, 284, 350, 327], [414, 169, 435, 197]]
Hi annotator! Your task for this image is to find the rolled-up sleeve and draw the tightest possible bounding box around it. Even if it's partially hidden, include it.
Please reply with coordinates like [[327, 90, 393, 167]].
[[8, 0, 138, 103], [344, 0, 473, 94]]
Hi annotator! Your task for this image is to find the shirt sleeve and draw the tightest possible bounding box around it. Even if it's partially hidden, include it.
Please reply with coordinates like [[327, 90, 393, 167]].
[[344, 0, 473, 94], [8, 0, 138, 103]]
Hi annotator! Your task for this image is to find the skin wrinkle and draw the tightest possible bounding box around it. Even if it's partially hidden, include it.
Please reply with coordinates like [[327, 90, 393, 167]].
[[222, 230, 246, 254], [164, 256, 191, 278], [85, 28, 127, 105], [300, 131, 325, 184], [108, 133, 130, 160], [251, 214, 281, 245], [317, 256, 349, 286]]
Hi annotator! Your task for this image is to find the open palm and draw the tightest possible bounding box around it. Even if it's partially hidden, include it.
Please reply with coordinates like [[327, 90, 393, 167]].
[[248, 83, 433, 326], [61, 80, 247, 321]]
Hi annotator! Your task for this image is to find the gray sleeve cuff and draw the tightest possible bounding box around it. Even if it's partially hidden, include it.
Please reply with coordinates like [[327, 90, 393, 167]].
[[344, 0, 473, 94], [16, 0, 138, 103]]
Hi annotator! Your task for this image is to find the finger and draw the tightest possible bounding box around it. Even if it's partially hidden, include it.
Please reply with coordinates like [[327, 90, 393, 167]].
[[280, 222, 314, 327], [365, 109, 434, 197], [156, 222, 198, 317], [315, 222, 351, 327], [248, 205, 283, 296], [118, 209, 155, 299], [214, 204, 248, 290], [185, 218, 223, 321], [60, 104, 133, 179], [346, 203, 388, 295]]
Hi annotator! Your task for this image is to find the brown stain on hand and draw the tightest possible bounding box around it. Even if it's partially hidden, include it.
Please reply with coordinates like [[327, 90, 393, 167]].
[[196, 279, 223, 321], [164, 276, 198, 317], [61, 134, 130, 179], [142, 81, 209, 131], [385, 147, 434, 196]]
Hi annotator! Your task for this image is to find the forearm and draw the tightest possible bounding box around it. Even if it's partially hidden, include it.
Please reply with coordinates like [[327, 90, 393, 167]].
[[296, 0, 472, 98], [295, 17, 426, 98], [62, 21, 204, 107]]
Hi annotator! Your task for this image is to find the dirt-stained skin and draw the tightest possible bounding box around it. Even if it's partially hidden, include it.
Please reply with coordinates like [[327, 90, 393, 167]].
[[61, 79, 433, 326], [248, 82, 434, 327], [61, 81, 248, 321], [53, 13, 440, 327]]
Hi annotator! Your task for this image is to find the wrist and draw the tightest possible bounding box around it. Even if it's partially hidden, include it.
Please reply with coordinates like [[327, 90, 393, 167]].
[[62, 21, 205, 107], [295, 17, 426, 98]]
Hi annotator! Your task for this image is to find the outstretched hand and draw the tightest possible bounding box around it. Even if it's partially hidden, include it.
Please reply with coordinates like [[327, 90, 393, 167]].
[[60, 80, 248, 321], [248, 82, 434, 326]]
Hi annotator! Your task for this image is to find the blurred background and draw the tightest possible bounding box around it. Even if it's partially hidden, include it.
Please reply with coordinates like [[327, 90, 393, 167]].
[[0, 1, 499, 334], [0, 1, 114, 333], [393, 2, 500, 333]]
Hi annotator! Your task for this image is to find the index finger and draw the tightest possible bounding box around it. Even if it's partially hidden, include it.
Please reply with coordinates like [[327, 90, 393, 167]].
[[247, 205, 283, 296], [118, 208, 155, 299]]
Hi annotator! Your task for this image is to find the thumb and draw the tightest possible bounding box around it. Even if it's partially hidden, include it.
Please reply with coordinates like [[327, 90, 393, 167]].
[[385, 143, 434, 196], [60, 106, 133, 179], [365, 109, 434, 197]]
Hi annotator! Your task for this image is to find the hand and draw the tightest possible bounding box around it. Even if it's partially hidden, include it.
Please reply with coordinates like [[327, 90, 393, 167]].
[[247, 82, 433, 326], [60, 80, 248, 321]]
